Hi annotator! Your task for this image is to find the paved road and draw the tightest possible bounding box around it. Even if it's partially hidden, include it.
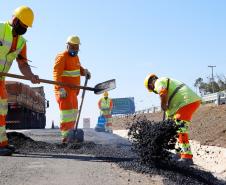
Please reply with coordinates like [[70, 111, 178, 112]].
[[2, 129, 224, 185], [0, 129, 163, 185]]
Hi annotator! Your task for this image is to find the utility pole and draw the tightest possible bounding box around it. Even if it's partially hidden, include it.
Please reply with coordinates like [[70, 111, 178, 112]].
[[208, 65, 216, 93]]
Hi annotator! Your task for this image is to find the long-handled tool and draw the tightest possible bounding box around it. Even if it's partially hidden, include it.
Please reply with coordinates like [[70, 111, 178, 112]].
[[68, 77, 89, 143], [0, 72, 116, 94], [163, 111, 166, 121]]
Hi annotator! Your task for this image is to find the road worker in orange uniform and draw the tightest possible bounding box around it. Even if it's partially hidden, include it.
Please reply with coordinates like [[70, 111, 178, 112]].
[[53, 36, 91, 144], [0, 6, 40, 156], [98, 91, 113, 133], [144, 74, 201, 165]]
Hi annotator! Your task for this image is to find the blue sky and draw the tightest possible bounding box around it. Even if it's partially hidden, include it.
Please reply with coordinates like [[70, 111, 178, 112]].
[[1, 1, 226, 128]]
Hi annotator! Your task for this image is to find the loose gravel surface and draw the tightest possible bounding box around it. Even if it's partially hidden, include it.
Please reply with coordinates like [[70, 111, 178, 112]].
[[3, 128, 225, 185]]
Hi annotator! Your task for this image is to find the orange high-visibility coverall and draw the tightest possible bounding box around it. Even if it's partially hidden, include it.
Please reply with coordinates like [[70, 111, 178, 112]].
[[53, 51, 85, 141], [0, 37, 27, 148]]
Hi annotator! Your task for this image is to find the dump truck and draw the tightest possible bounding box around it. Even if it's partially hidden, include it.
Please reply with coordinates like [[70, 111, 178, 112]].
[[5, 81, 49, 129]]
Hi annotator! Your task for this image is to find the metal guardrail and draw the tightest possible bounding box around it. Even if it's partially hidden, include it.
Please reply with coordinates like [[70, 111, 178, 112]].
[[202, 91, 226, 105], [112, 106, 161, 118], [134, 106, 161, 114], [113, 91, 226, 119]]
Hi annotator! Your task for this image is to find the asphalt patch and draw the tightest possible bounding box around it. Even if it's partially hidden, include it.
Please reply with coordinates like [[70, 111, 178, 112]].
[[6, 130, 226, 185], [7, 132, 95, 154]]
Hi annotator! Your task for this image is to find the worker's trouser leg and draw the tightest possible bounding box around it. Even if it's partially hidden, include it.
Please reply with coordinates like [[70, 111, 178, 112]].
[[175, 120, 192, 159], [0, 81, 8, 148], [0, 115, 8, 147], [56, 90, 78, 142], [174, 101, 201, 159], [103, 114, 112, 132]]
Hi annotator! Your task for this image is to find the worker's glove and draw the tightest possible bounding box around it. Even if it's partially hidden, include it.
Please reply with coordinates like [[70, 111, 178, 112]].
[[59, 88, 67, 98], [84, 69, 91, 79], [30, 74, 40, 84], [161, 104, 168, 111]]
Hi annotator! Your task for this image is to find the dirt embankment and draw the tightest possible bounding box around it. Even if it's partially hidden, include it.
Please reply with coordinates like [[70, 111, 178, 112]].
[[112, 104, 226, 148]]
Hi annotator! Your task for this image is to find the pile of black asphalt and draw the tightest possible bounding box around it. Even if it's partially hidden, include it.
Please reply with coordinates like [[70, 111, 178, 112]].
[[125, 117, 226, 185], [7, 120, 226, 185]]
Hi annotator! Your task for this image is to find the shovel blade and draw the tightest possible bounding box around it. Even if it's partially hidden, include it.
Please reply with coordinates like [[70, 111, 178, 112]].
[[94, 79, 116, 94], [68, 129, 84, 143]]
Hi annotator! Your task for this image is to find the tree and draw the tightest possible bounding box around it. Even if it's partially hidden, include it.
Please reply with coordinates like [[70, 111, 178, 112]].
[[216, 75, 226, 91], [194, 77, 203, 93], [194, 75, 226, 95]]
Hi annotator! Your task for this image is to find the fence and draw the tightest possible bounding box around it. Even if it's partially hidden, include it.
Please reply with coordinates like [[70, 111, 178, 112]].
[[202, 91, 226, 105], [113, 106, 161, 118], [113, 91, 226, 119], [134, 106, 161, 114]]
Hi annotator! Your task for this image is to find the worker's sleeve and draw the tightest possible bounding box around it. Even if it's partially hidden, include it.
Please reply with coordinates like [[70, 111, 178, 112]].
[[16, 43, 27, 64], [80, 66, 85, 76], [159, 88, 168, 96], [154, 80, 168, 96], [109, 99, 113, 110], [53, 54, 65, 91]]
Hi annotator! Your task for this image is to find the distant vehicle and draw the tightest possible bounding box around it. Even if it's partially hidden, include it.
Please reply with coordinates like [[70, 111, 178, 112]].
[[5, 81, 49, 129], [95, 116, 106, 132]]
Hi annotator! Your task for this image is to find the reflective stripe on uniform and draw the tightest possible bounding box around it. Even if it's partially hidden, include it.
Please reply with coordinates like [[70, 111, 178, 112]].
[[0, 126, 8, 144], [104, 115, 112, 123], [0, 60, 10, 66], [0, 60, 13, 70], [60, 109, 78, 123], [101, 110, 111, 116], [103, 114, 113, 131], [178, 143, 192, 155], [0, 22, 26, 76], [100, 98, 111, 109], [61, 130, 69, 138], [0, 39, 11, 48], [0, 99, 8, 115], [175, 120, 190, 133], [62, 69, 80, 77]]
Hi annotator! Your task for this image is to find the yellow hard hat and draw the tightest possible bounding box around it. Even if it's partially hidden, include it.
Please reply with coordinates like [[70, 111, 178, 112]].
[[13, 6, 34, 27], [67, 35, 81, 45], [103, 91, 108, 97], [144, 73, 157, 92]]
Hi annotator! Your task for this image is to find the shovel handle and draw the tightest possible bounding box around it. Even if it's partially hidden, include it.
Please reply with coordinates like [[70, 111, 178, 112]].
[[163, 111, 166, 121], [0, 72, 95, 91], [75, 77, 89, 131]]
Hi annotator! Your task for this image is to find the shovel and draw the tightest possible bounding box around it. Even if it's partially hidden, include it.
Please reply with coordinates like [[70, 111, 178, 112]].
[[68, 76, 89, 143], [0, 72, 116, 94], [163, 111, 166, 121]]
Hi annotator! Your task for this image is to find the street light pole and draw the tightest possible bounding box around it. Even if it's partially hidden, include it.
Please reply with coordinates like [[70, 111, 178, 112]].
[[208, 65, 216, 93]]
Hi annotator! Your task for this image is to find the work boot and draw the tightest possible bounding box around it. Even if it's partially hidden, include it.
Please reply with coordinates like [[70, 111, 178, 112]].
[[178, 158, 194, 165], [169, 153, 180, 162], [0, 147, 13, 156], [74, 129, 84, 143], [61, 138, 69, 146]]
